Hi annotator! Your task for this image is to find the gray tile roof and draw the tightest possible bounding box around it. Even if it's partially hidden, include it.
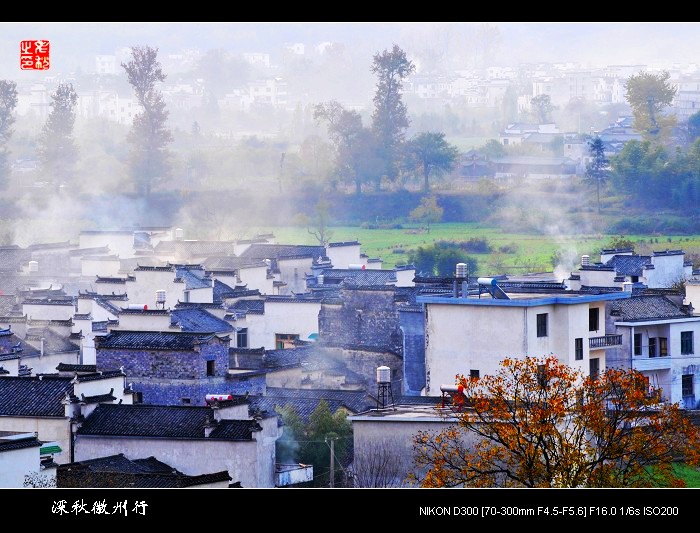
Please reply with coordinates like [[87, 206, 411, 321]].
[[610, 295, 693, 321], [175, 266, 211, 290], [170, 308, 233, 333], [0, 246, 31, 272], [202, 256, 268, 270], [77, 404, 259, 440], [25, 328, 79, 355], [155, 240, 235, 257], [230, 299, 265, 315], [0, 435, 42, 453], [263, 387, 373, 414], [320, 268, 397, 286], [0, 376, 74, 417], [57, 453, 232, 488], [239, 244, 325, 261], [604, 254, 652, 276], [249, 395, 348, 424], [96, 330, 222, 351]]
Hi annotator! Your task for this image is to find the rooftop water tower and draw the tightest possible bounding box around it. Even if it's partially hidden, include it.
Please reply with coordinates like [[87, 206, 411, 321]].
[[155, 289, 167, 310], [376, 365, 395, 410]]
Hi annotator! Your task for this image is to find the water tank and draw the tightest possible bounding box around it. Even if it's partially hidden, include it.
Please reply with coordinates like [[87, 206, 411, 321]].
[[206, 393, 233, 403], [622, 282, 634, 292], [477, 277, 497, 286], [127, 304, 149, 310], [28, 261, 38, 272], [455, 262, 468, 278], [155, 290, 167, 303], [317, 275, 324, 285], [174, 228, 184, 240], [348, 264, 366, 270], [376, 366, 391, 384], [581, 255, 590, 267]]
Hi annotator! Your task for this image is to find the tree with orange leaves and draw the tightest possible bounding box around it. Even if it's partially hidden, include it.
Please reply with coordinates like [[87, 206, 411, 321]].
[[413, 356, 700, 488]]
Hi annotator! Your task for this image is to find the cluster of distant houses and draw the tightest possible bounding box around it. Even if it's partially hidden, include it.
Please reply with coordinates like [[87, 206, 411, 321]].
[[455, 117, 641, 182], [1, 225, 700, 487]]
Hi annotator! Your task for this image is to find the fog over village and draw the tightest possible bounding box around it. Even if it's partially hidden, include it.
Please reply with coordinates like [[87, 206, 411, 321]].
[[2, 22, 700, 492]]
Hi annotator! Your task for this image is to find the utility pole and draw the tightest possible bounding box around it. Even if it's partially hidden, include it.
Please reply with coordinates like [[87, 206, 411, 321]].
[[326, 436, 337, 488]]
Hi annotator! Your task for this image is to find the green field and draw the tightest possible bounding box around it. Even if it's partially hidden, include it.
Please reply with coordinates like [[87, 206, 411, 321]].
[[256, 223, 700, 275]]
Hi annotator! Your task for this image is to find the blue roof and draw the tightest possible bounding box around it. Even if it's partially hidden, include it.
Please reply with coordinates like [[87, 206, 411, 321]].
[[170, 308, 233, 333], [175, 267, 211, 290]]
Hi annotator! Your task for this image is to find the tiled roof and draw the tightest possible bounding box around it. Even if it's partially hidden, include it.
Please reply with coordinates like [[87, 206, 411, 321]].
[[264, 387, 373, 414], [603, 254, 652, 276], [610, 295, 693, 321], [75, 369, 125, 382], [213, 279, 238, 303], [202, 256, 267, 271], [170, 308, 233, 333], [24, 328, 79, 355], [0, 246, 31, 272], [22, 298, 75, 306], [56, 363, 97, 373], [249, 396, 347, 424], [77, 404, 258, 440], [58, 454, 232, 488], [208, 419, 262, 439], [0, 295, 18, 315], [327, 241, 360, 248], [155, 240, 235, 257], [239, 244, 325, 261], [0, 435, 42, 453], [80, 392, 116, 404], [230, 299, 265, 315], [96, 330, 221, 351], [175, 267, 211, 290], [0, 376, 73, 417], [320, 268, 397, 286]]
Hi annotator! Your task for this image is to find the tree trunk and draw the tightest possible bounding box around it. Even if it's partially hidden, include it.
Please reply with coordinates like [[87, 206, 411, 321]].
[[424, 165, 430, 193]]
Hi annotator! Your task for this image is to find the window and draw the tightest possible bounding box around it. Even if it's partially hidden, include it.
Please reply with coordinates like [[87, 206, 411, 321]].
[[589, 358, 600, 380], [649, 338, 657, 357], [470, 369, 480, 379], [589, 308, 599, 332], [206, 360, 215, 377], [181, 397, 191, 405], [183, 290, 190, 303], [133, 391, 143, 404], [575, 338, 583, 360], [236, 328, 248, 348], [634, 333, 642, 356], [275, 333, 299, 350], [683, 374, 694, 397], [536, 313, 548, 337], [681, 331, 694, 355], [659, 337, 668, 356]]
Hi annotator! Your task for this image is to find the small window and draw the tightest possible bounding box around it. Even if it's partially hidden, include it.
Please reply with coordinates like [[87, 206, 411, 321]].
[[182, 397, 191, 405], [681, 331, 694, 355], [589, 308, 599, 332], [133, 391, 143, 404], [470, 369, 480, 379], [536, 313, 548, 338], [236, 328, 248, 348], [633, 333, 642, 356], [683, 374, 694, 397], [575, 338, 583, 360], [589, 358, 600, 380], [275, 333, 299, 350], [659, 337, 668, 357], [649, 338, 657, 357], [206, 360, 215, 376]]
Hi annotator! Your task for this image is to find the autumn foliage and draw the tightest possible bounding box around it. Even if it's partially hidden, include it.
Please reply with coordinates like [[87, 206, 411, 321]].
[[413, 356, 700, 487]]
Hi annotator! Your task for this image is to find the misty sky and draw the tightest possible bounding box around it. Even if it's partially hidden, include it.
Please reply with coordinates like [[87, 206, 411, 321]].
[[1, 22, 699, 79]]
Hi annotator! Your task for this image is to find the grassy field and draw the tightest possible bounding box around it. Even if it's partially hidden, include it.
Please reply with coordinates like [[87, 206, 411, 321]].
[[255, 222, 700, 275]]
